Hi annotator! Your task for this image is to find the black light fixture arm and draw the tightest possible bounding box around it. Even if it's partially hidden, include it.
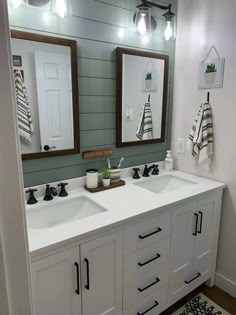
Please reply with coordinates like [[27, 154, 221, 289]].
[[139, 0, 171, 11]]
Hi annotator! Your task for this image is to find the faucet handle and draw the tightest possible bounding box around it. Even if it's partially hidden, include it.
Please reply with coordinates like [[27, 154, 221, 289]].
[[58, 182, 68, 197], [152, 164, 159, 175], [133, 168, 140, 179], [26, 188, 38, 205]]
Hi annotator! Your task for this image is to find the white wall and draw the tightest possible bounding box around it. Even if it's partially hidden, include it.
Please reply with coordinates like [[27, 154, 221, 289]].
[[0, 0, 33, 314], [172, 0, 236, 297]]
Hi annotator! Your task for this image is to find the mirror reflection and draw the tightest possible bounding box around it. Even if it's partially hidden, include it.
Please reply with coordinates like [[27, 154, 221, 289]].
[[117, 48, 169, 147], [11, 31, 79, 159]]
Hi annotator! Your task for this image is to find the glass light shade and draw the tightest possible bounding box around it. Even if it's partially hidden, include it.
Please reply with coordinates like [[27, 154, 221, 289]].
[[163, 11, 176, 41], [51, 0, 71, 18], [135, 6, 152, 35], [8, 0, 22, 8]]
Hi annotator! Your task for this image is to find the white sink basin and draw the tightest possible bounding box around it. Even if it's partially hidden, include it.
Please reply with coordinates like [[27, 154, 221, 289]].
[[134, 175, 196, 194], [27, 196, 107, 230]]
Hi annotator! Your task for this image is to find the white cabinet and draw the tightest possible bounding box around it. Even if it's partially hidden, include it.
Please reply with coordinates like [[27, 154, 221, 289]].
[[80, 231, 123, 315], [169, 195, 218, 303], [31, 230, 122, 315], [31, 192, 222, 315], [31, 247, 81, 315]]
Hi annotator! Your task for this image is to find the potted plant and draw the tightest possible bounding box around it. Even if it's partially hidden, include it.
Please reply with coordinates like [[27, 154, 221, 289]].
[[102, 168, 111, 187], [145, 72, 152, 89], [204, 63, 217, 85]]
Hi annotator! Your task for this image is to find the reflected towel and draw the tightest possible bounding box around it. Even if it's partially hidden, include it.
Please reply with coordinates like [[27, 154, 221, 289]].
[[14, 70, 33, 143], [187, 102, 213, 169], [136, 102, 153, 140]]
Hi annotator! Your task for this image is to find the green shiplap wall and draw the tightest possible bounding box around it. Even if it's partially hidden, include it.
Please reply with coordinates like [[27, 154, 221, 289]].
[[8, 0, 177, 187]]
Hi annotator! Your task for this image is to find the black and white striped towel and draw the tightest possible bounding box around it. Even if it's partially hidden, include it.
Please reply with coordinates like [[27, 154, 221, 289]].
[[187, 102, 213, 169], [136, 102, 153, 140], [14, 70, 33, 143]]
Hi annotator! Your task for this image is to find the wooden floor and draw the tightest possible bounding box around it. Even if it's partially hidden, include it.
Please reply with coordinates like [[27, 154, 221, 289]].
[[161, 285, 236, 314]]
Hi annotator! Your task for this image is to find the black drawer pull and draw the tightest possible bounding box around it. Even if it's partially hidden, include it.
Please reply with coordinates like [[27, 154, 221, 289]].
[[197, 211, 203, 234], [84, 258, 90, 290], [139, 227, 162, 240], [193, 213, 198, 236], [138, 277, 160, 292], [185, 272, 201, 284], [138, 253, 161, 267], [74, 262, 80, 295], [137, 300, 159, 315]]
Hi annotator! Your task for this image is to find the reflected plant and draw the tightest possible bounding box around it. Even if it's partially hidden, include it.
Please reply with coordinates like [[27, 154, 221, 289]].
[[206, 63, 217, 73], [145, 72, 152, 80]]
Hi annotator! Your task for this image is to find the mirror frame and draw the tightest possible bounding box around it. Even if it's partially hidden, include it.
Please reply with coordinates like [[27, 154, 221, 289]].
[[116, 47, 169, 147], [11, 30, 80, 160]]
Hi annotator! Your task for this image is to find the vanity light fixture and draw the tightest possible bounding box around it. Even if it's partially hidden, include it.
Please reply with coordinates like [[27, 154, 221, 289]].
[[134, 0, 176, 40], [8, 0, 71, 18]]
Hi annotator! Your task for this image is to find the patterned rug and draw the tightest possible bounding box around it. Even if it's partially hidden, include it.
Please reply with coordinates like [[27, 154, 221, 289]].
[[172, 293, 230, 315]]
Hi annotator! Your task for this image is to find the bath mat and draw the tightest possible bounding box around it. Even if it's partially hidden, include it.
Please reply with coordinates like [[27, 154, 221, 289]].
[[172, 293, 230, 315]]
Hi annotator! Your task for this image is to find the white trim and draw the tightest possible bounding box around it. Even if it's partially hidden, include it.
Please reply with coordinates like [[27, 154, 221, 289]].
[[0, 0, 33, 314], [215, 273, 236, 299]]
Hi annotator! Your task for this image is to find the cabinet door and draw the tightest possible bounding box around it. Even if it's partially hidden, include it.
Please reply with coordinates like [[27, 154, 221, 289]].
[[169, 202, 197, 301], [80, 231, 122, 315], [31, 248, 81, 315], [193, 196, 216, 278]]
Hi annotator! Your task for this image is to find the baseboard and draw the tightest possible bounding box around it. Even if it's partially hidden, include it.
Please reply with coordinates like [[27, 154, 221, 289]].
[[215, 273, 236, 298]]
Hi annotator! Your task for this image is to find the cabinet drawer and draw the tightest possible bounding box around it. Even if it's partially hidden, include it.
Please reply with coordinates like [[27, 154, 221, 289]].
[[124, 287, 168, 315], [124, 237, 170, 275], [124, 262, 169, 308], [124, 212, 171, 255]]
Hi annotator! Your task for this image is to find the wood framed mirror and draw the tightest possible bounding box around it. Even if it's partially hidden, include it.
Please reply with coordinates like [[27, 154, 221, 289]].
[[116, 47, 169, 147], [10, 30, 80, 160]]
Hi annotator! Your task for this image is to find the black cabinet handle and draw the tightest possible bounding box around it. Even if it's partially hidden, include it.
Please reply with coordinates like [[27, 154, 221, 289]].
[[74, 262, 80, 295], [84, 258, 90, 290], [185, 272, 201, 284], [138, 253, 161, 267], [193, 213, 198, 236], [139, 227, 162, 240], [137, 300, 159, 315], [138, 277, 160, 292], [197, 211, 203, 234]]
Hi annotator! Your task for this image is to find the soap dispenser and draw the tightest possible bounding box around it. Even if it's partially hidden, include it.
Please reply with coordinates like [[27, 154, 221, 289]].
[[165, 150, 173, 171]]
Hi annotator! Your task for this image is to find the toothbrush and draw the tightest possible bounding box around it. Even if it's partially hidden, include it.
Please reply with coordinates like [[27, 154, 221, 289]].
[[107, 158, 111, 169], [117, 157, 124, 168]]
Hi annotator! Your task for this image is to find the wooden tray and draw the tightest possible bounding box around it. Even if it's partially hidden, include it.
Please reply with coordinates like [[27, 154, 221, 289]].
[[85, 180, 125, 193]]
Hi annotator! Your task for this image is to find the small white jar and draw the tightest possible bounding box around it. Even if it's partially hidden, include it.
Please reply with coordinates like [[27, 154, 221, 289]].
[[86, 169, 99, 188]]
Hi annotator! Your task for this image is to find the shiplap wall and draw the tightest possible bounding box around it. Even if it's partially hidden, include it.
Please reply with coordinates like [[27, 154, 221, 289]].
[[8, 0, 177, 187]]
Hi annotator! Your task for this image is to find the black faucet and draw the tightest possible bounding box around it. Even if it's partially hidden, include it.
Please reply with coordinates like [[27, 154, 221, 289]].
[[58, 182, 68, 197], [142, 164, 159, 177], [44, 184, 57, 201], [133, 168, 141, 179], [26, 188, 38, 205]]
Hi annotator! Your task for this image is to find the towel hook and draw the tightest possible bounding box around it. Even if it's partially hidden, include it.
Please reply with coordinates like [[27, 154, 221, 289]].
[[148, 94, 150, 102]]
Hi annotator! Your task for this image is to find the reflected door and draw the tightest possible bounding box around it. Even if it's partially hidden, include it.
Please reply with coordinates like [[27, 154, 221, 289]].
[[35, 51, 73, 152]]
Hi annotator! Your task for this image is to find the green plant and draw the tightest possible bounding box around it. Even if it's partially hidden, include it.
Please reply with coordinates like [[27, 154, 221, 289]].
[[145, 72, 152, 80], [102, 168, 110, 179], [205, 63, 217, 73]]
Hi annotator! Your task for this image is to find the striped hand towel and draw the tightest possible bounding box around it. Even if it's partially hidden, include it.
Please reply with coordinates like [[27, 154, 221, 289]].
[[14, 70, 33, 143], [136, 102, 153, 140], [187, 102, 213, 169]]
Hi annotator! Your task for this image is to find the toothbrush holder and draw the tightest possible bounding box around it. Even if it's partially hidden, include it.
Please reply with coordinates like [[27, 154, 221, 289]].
[[109, 168, 121, 183]]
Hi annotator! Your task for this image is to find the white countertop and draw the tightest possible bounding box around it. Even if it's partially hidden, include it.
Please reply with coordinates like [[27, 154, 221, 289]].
[[26, 170, 225, 258]]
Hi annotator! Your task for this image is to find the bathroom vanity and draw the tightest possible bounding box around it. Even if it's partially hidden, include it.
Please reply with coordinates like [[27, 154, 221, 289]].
[[26, 170, 225, 315]]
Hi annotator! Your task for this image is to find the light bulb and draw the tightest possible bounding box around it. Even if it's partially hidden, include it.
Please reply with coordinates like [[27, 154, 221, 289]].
[[137, 13, 147, 35], [164, 21, 173, 41], [9, 0, 22, 8], [52, 0, 68, 18]]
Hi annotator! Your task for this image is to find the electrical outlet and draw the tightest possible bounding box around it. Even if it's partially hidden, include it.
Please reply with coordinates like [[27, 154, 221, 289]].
[[177, 139, 185, 154]]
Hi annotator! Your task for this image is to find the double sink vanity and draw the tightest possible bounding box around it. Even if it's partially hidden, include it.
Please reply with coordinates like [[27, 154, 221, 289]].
[[25, 166, 225, 315]]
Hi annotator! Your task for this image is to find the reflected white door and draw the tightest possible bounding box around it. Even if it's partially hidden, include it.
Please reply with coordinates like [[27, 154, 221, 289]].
[[35, 51, 74, 152]]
